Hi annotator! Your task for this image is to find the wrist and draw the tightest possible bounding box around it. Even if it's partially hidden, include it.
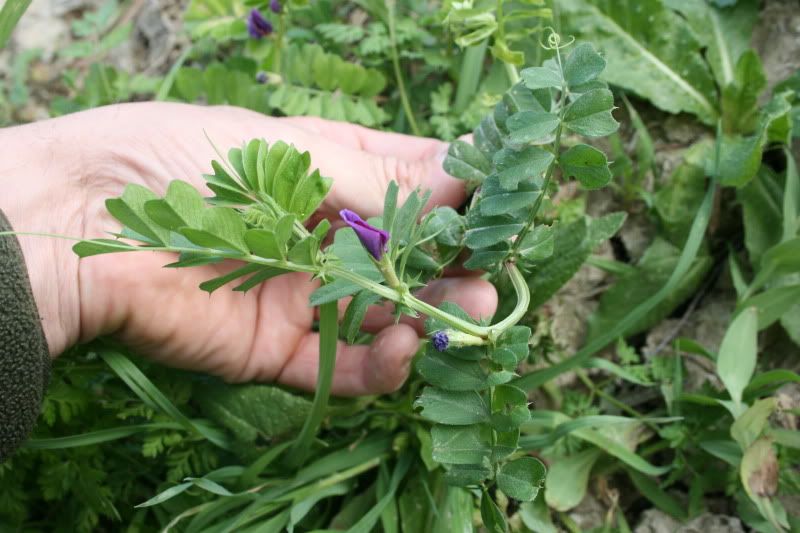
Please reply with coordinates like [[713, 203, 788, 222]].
[[0, 120, 89, 356]]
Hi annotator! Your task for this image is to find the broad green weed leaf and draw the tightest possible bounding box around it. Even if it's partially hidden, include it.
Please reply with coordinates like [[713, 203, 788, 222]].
[[653, 140, 711, 245], [561, 0, 717, 124], [563, 89, 619, 137], [721, 50, 767, 134], [588, 238, 711, 341], [496, 457, 546, 502], [559, 143, 612, 189], [666, 0, 758, 88], [415, 388, 489, 425], [545, 448, 602, 511], [519, 498, 558, 533], [523, 212, 626, 310], [731, 397, 778, 449], [198, 383, 311, 443], [717, 307, 758, 408], [738, 166, 786, 263], [737, 285, 800, 330]]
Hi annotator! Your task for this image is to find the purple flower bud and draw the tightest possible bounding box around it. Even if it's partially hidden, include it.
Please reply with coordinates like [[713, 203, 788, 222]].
[[339, 209, 390, 260], [247, 9, 273, 39], [269, 0, 281, 13], [431, 331, 449, 352]]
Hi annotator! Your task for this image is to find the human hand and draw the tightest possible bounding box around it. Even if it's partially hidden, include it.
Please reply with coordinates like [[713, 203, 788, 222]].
[[0, 102, 497, 395]]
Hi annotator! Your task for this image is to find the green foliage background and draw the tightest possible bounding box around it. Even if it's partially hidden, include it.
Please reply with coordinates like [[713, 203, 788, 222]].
[[1, 0, 800, 531]]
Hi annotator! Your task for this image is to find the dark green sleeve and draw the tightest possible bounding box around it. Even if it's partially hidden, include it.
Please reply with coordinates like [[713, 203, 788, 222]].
[[0, 210, 50, 462]]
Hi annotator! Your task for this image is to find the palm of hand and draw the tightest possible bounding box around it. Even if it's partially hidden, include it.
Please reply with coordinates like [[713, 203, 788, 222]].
[[77, 103, 497, 395]]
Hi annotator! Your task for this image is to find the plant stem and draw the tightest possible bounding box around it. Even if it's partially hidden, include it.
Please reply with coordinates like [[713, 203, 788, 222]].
[[386, 0, 420, 135], [509, 49, 567, 257], [504, 62, 520, 85]]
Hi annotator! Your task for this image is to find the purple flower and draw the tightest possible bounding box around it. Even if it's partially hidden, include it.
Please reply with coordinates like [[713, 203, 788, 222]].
[[247, 9, 273, 39], [431, 331, 449, 352], [269, 0, 281, 13], [339, 209, 390, 260]]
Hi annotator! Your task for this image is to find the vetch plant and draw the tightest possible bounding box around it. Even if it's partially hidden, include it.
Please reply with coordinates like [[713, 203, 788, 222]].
[[71, 33, 620, 528]]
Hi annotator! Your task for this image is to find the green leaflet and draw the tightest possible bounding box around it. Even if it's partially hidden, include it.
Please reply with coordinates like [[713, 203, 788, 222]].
[[106, 184, 170, 245], [562, 42, 607, 87], [207, 139, 333, 222], [431, 425, 491, 465], [443, 140, 493, 182], [490, 384, 530, 432], [563, 89, 619, 137], [310, 227, 383, 305], [341, 291, 382, 344], [506, 111, 559, 145], [561, 0, 718, 124], [415, 388, 490, 426], [497, 457, 546, 502], [559, 143, 612, 189], [492, 146, 554, 190], [517, 224, 554, 263], [415, 346, 498, 391], [480, 490, 508, 533]]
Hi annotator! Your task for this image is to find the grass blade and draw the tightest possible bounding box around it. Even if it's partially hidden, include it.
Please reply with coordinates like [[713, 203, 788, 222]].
[[288, 299, 339, 465], [98, 348, 230, 449], [0, 0, 31, 50]]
